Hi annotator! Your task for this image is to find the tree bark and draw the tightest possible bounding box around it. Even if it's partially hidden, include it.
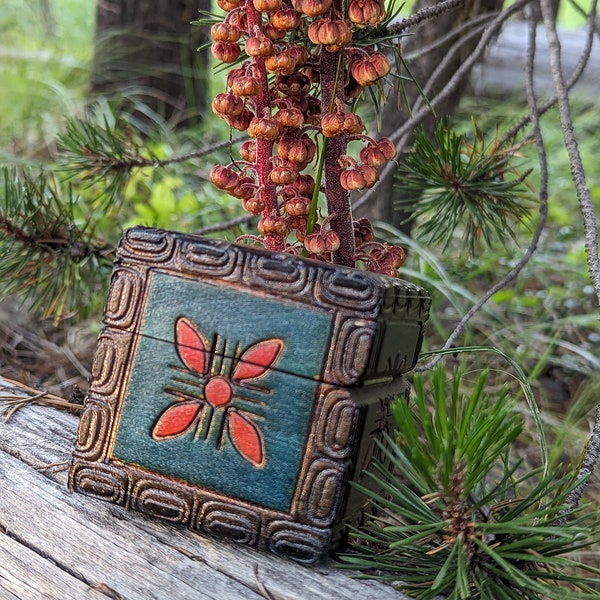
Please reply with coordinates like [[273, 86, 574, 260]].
[[356, 0, 504, 233], [91, 0, 210, 126]]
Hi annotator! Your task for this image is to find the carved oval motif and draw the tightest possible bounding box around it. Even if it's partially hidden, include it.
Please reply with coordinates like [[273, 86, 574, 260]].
[[327, 318, 376, 385], [243, 251, 313, 298], [75, 401, 110, 460], [315, 268, 381, 313], [133, 484, 191, 523], [119, 227, 175, 264], [199, 501, 260, 546], [72, 465, 127, 504], [265, 520, 329, 565], [104, 268, 142, 329], [181, 238, 239, 278], [315, 390, 359, 459], [300, 460, 345, 526], [90, 336, 124, 395]]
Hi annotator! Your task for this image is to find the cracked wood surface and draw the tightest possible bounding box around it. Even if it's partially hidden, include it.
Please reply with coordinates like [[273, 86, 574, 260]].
[[0, 380, 409, 600]]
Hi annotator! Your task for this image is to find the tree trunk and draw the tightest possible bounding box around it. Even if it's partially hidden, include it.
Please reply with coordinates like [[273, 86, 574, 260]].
[[91, 0, 210, 126], [356, 0, 504, 233]]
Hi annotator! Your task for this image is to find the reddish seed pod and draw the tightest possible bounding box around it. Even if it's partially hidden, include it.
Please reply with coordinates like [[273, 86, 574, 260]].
[[210, 22, 242, 43], [283, 196, 311, 217], [342, 112, 366, 134], [350, 52, 391, 86], [270, 161, 299, 185], [258, 215, 289, 236], [263, 22, 288, 40], [231, 75, 262, 97], [353, 217, 375, 245], [323, 230, 340, 252], [248, 116, 281, 140], [340, 169, 363, 191], [385, 245, 407, 268], [368, 244, 406, 273], [376, 137, 397, 161], [226, 65, 246, 89], [245, 35, 274, 57], [360, 139, 397, 167], [303, 232, 327, 255], [227, 10, 248, 30], [212, 92, 245, 118], [321, 111, 364, 137], [293, 173, 315, 196], [277, 133, 315, 167], [264, 50, 297, 75], [275, 73, 311, 97], [359, 143, 386, 168], [274, 107, 305, 129], [211, 41, 242, 63], [229, 175, 256, 199], [253, 0, 283, 10], [347, 0, 385, 27], [210, 165, 239, 191], [287, 45, 309, 67], [307, 19, 352, 52], [242, 197, 266, 215], [270, 8, 302, 30], [216, 0, 244, 11], [340, 165, 379, 190], [227, 108, 254, 131], [295, 221, 318, 242], [359, 164, 379, 188], [291, 0, 333, 17], [239, 140, 257, 162], [286, 215, 307, 229], [321, 112, 345, 137]]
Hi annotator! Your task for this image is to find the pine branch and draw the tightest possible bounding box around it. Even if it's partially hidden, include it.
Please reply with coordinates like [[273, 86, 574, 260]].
[[58, 115, 247, 206], [0, 169, 114, 319]]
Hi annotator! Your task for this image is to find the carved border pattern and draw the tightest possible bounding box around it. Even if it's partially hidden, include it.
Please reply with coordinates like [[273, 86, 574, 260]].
[[70, 227, 429, 563]]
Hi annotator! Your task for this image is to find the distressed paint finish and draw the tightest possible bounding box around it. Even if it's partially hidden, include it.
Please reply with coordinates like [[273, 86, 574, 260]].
[[70, 227, 431, 563]]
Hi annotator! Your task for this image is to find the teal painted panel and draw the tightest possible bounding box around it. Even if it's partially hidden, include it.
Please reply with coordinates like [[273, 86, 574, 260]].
[[111, 271, 333, 512]]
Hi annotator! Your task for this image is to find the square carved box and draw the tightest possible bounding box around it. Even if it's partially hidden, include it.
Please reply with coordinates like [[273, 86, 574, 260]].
[[70, 227, 431, 563]]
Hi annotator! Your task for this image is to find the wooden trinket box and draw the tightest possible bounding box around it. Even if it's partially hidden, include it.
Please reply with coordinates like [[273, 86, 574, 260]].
[[70, 227, 431, 564]]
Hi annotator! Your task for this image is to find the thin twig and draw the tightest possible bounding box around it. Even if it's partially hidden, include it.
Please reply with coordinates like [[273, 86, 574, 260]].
[[539, 0, 600, 308], [402, 12, 499, 62], [93, 136, 247, 171], [195, 213, 254, 235], [387, 0, 465, 35], [555, 405, 600, 525]]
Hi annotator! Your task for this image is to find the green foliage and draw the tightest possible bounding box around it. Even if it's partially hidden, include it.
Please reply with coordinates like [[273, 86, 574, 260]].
[[58, 108, 147, 207], [0, 0, 95, 156], [0, 169, 113, 319], [341, 366, 600, 598], [396, 121, 535, 255]]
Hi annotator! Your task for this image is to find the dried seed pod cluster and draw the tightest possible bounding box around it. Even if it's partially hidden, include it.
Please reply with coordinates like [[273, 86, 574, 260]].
[[209, 0, 406, 273]]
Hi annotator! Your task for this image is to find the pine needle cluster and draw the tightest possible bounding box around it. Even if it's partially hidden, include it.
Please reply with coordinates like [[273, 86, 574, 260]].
[[341, 366, 600, 599], [396, 121, 535, 255]]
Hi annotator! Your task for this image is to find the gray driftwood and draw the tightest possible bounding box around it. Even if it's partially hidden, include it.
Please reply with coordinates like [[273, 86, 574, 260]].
[[0, 380, 409, 600]]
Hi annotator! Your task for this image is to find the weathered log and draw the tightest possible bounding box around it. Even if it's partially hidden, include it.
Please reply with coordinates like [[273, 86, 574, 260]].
[[0, 380, 408, 600]]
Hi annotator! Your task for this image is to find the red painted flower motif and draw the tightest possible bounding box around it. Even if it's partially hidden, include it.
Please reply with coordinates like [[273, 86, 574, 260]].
[[151, 316, 284, 468]]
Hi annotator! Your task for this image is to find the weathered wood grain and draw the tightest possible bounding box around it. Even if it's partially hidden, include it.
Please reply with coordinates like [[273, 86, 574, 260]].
[[0, 382, 409, 600]]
